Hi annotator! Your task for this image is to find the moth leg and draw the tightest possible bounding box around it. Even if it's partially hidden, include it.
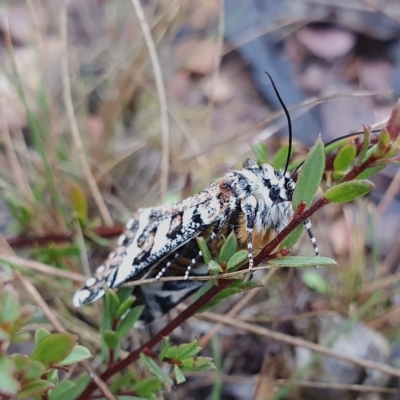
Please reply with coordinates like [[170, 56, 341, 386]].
[[303, 218, 320, 256], [155, 253, 180, 280], [208, 207, 232, 242], [184, 210, 233, 280], [241, 196, 258, 271], [183, 250, 203, 280]]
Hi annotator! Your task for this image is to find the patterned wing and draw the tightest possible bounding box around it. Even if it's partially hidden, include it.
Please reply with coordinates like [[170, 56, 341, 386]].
[[73, 182, 232, 306]]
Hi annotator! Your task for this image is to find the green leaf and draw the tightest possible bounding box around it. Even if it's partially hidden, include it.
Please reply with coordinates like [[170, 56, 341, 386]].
[[12, 332, 31, 343], [302, 270, 329, 294], [164, 340, 202, 360], [227, 250, 248, 270], [292, 138, 325, 210], [133, 377, 163, 397], [34, 327, 51, 345], [2, 290, 20, 323], [59, 345, 92, 366], [160, 337, 170, 361], [196, 237, 212, 264], [237, 280, 263, 291], [219, 231, 238, 263], [51, 374, 90, 400], [357, 129, 370, 166], [109, 370, 138, 392], [208, 260, 223, 275], [333, 144, 356, 172], [70, 182, 88, 224], [376, 128, 390, 155], [282, 224, 304, 251], [333, 171, 346, 181], [104, 288, 120, 320], [181, 356, 216, 371], [117, 306, 144, 338], [24, 360, 46, 380], [356, 165, 386, 180], [0, 355, 19, 396], [174, 365, 186, 384], [30, 333, 76, 368], [198, 287, 240, 313], [252, 142, 268, 165], [117, 287, 134, 304], [12, 354, 30, 372], [116, 297, 136, 320], [325, 180, 373, 203], [17, 379, 54, 398], [46, 368, 58, 383], [103, 330, 119, 351], [0, 327, 10, 342], [48, 380, 76, 400], [268, 256, 337, 268], [273, 144, 291, 170], [140, 353, 174, 385], [192, 281, 213, 302]]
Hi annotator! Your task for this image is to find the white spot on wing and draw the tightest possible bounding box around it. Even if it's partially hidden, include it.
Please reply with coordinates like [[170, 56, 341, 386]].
[[150, 218, 172, 254], [85, 277, 97, 287], [95, 265, 106, 274]]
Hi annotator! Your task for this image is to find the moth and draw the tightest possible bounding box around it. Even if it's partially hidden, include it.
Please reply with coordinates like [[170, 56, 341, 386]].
[[73, 158, 319, 321], [73, 75, 321, 322]]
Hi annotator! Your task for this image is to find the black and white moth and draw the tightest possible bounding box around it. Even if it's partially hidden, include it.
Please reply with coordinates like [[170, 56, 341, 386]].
[[73, 75, 321, 322]]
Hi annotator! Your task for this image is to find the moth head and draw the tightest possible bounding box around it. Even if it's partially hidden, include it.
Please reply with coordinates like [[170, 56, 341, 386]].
[[242, 159, 295, 204]]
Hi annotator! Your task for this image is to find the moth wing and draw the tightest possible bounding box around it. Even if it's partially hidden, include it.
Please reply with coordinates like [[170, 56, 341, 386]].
[[73, 186, 224, 306]]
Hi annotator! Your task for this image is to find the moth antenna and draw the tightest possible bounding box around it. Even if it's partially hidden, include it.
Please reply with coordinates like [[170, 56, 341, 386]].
[[290, 129, 381, 176], [265, 72, 292, 174]]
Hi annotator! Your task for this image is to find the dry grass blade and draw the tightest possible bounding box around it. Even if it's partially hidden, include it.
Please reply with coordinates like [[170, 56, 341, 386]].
[[0, 254, 86, 282], [1, 117, 34, 201], [131, 0, 170, 201], [60, 0, 113, 227]]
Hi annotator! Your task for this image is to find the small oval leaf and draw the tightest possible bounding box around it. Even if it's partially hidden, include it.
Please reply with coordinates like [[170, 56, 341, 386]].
[[48, 380, 76, 400], [117, 306, 144, 338], [34, 327, 51, 345], [59, 345, 92, 366], [293, 138, 325, 210], [103, 330, 119, 350], [281, 224, 304, 251], [325, 180, 373, 203], [219, 232, 238, 263], [174, 365, 186, 384], [196, 237, 212, 265], [30, 333, 76, 368], [268, 256, 336, 268], [70, 182, 88, 224], [198, 287, 240, 313], [273, 144, 291, 170], [252, 142, 269, 165], [17, 379, 54, 398], [227, 250, 248, 270], [208, 260, 223, 275], [302, 270, 329, 294], [140, 353, 174, 385], [333, 144, 356, 172], [0, 355, 19, 395]]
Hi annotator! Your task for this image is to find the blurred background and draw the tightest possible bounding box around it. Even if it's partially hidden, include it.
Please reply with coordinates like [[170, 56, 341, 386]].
[[1, 0, 400, 399]]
